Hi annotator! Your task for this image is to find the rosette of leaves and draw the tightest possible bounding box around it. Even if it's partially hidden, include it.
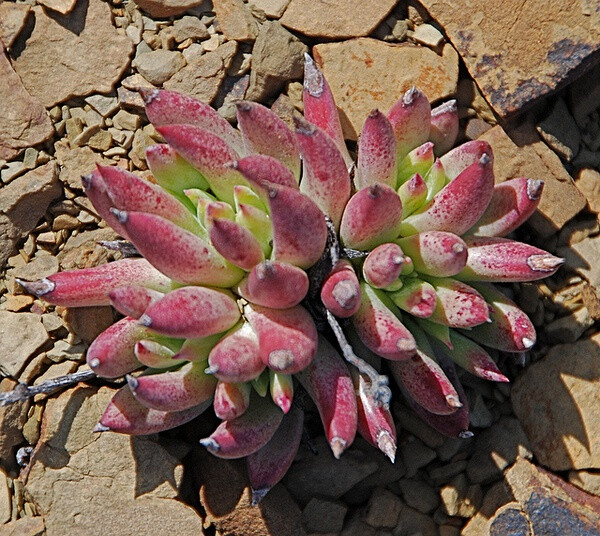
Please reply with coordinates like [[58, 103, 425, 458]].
[[19, 54, 563, 504]]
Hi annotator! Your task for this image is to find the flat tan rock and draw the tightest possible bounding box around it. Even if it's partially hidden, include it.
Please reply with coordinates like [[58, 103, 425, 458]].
[[12, 0, 133, 107], [25, 386, 204, 535], [133, 0, 208, 17], [165, 41, 237, 104], [0, 516, 45, 536], [0, 162, 61, 268], [0, 49, 53, 161], [478, 124, 586, 238], [512, 334, 600, 471], [0, 312, 49, 377], [0, 3, 31, 49], [313, 39, 459, 140], [213, 0, 258, 41], [418, 0, 600, 116], [38, 0, 78, 15], [280, 0, 397, 38]]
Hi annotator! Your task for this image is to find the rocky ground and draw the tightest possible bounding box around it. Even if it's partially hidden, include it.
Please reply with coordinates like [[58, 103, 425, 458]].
[[0, 0, 599, 534]]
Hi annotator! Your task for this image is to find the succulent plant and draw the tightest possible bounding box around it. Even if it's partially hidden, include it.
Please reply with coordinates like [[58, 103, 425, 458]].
[[18, 54, 563, 504]]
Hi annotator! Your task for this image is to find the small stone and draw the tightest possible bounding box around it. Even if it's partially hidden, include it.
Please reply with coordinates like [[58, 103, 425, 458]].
[[213, 0, 258, 41], [400, 436, 438, 477], [165, 41, 238, 104], [202, 33, 222, 52], [12, 0, 133, 108], [182, 43, 205, 63], [22, 403, 43, 445], [341, 511, 377, 536], [363, 487, 402, 528], [133, 0, 209, 17], [0, 312, 50, 377], [469, 392, 494, 428], [581, 284, 600, 321], [575, 168, 600, 214], [84, 95, 120, 117], [65, 117, 85, 142], [41, 314, 68, 336], [2, 294, 34, 312], [22, 148, 39, 170], [440, 474, 482, 518], [428, 460, 468, 485], [87, 129, 113, 152], [112, 110, 142, 131], [0, 49, 54, 161], [246, 21, 307, 101], [512, 334, 600, 471], [314, 39, 458, 140], [0, 162, 61, 269], [479, 124, 586, 238], [0, 3, 30, 49], [247, 0, 290, 18], [1, 161, 26, 184], [302, 498, 347, 533], [126, 24, 143, 45], [392, 503, 437, 536], [133, 49, 187, 86], [398, 479, 439, 514], [172, 16, 210, 42], [280, 0, 398, 38], [536, 98, 580, 161], [52, 214, 80, 231], [412, 23, 444, 50], [46, 340, 86, 363]]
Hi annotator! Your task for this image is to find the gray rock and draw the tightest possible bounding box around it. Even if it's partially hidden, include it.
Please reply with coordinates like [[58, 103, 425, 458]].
[[0, 162, 61, 269], [398, 478, 439, 514], [302, 498, 347, 533], [558, 235, 600, 289], [536, 98, 581, 161], [283, 437, 379, 506], [133, 0, 210, 18], [133, 49, 187, 86], [12, 0, 133, 107], [172, 16, 210, 42], [400, 436, 437, 478], [546, 306, 595, 344], [363, 487, 403, 528], [0, 312, 49, 377], [248, 0, 290, 18], [246, 21, 307, 101]]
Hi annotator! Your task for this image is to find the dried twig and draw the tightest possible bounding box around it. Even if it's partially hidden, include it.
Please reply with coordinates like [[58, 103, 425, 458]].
[[0, 369, 97, 406]]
